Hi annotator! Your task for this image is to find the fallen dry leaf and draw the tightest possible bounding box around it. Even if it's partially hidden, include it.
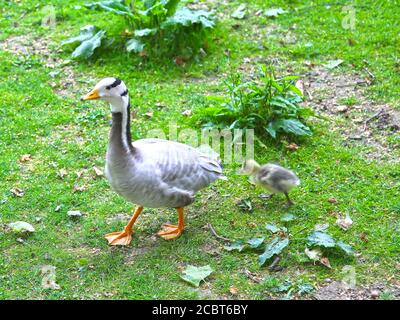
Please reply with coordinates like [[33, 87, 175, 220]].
[[73, 185, 86, 193], [360, 232, 368, 243], [174, 56, 185, 66], [336, 212, 353, 230], [58, 169, 67, 179], [286, 143, 299, 151], [328, 198, 338, 204], [181, 109, 192, 117], [320, 257, 332, 269], [10, 187, 24, 197], [19, 154, 32, 162], [93, 166, 103, 177], [41, 265, 61, 290], [295, 80, 304, 96], [229, 286, 238, 295], [144, 112, 153, 118]]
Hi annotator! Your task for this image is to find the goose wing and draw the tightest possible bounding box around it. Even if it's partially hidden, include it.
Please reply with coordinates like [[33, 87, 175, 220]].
[[133, 139, 223, 193]]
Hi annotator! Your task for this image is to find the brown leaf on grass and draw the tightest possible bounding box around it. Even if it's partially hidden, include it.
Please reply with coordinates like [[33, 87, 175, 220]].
[[320, 257, 332, 269], [144, 112, 153, 118], [229, 286, 238, 295], [360, 233, 368, 243], [58, 169, 67, 179], [174, 56, 185, 66], [286, 143, 299, 151], [10, 187, 24, 197], [19, 154, 32, 162], [328, 198, 338, 204], [93, 166, 103, 177]]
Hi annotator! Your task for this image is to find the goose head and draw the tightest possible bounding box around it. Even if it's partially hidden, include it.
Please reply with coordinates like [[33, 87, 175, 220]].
[[81, 77, 129, 112], [238, 159, 260, 175]]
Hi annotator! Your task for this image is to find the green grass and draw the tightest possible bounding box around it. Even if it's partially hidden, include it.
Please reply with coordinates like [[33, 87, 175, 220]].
[[1, 0, 400, 299]]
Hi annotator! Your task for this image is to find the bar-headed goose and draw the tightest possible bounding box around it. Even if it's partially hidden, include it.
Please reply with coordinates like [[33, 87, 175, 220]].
[[240, 159, 300, 206], [81, 78, 224, 245]]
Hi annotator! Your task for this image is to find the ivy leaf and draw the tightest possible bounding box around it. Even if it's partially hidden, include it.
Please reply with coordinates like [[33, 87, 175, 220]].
[[265, 223, 281, 233], [232, 4, 247, 20], [134, 28, 157, 37], [84, 0, 133, 16], [258, 237, 289, 266], [265, 8, 287, 17], [224, 240, 245, 252], [247, 237, 265, 249], [307, 231, 336, 248], [304, 247, 322, 261], [281, 213, 297, 222], [180, 265, 213, 287], [126, 38, 145, 53], [337, 241, 355, 256]]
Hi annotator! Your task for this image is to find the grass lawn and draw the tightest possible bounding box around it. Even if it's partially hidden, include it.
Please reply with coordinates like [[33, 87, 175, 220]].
[[0, 0, 399, 299]]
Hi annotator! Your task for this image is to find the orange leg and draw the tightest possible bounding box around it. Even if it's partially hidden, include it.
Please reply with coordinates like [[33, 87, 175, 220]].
[[104, 206, 143, 246], [157, 207, 185, 240]]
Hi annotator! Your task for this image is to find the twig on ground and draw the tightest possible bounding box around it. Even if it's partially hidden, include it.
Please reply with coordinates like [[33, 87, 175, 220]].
[[268, 256, 282, 272], [207, 223, 231, 242]]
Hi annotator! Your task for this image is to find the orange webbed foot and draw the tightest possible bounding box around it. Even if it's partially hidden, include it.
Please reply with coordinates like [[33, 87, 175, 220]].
[[104, 229, 133, 246], [157, 224, 184, 240]]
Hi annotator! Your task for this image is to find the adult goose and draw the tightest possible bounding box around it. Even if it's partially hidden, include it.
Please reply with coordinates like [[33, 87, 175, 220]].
[[81, 78, 224, 246]]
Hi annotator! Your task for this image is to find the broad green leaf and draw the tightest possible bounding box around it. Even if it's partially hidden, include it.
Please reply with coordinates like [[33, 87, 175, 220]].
[[180, 265, 213, 287], [224, 240, 245, 252], [271, 119, 312, 137], [71, 30, 106, 59], [265, 223, 281, 233], [247, 237, 265, 249], [325, 59, 344, 69], [307, 231, 336, 248], [134, 28, 157, 37], [84, 0, 133, 16], [337, 241, 355, 256], [161, 7, 215, 29], [258, 237, 289, 266], [126, 38, 145, 53], [297, 283, 314, 295], [281, 213, 297, 222], [265, 123, 277, 138], [61, 25, 97, 45], [265, 8, 287, 17], [232, 4, 247, 20], [8, 221, 35, 233]]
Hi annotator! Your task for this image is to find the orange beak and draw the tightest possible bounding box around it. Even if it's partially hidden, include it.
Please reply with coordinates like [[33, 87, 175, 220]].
[[81, 89, 100, 101]]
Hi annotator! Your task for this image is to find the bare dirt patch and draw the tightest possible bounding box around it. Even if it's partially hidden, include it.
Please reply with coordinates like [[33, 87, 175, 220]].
[[314, 280, 400, 300], [303, 66, 400, 162], [0, 35, 84, 97]]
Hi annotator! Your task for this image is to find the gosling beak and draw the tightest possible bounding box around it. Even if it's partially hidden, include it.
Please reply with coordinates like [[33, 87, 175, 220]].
[[81, 89, 100, 101]]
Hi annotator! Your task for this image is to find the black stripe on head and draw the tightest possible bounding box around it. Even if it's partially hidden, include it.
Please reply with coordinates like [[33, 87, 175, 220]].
[[120, 89, 128, 97], [106, 78, 122, 90]]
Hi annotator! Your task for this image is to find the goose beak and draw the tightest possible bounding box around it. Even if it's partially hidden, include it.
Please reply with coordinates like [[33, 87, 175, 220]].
[[81, 89, 100, 101]]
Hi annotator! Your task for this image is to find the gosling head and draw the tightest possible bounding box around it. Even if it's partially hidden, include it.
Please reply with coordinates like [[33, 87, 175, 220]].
[[238, 159, 260, 175], [81, 77, 129, 112]]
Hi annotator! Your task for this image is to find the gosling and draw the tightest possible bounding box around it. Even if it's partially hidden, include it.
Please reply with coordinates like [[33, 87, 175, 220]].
[[240, 159, 300, 206]]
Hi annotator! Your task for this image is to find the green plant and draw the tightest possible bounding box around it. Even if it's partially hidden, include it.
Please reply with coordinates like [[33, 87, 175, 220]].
[[196, 65, 315, 139], [62, 0, 215, 59]]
